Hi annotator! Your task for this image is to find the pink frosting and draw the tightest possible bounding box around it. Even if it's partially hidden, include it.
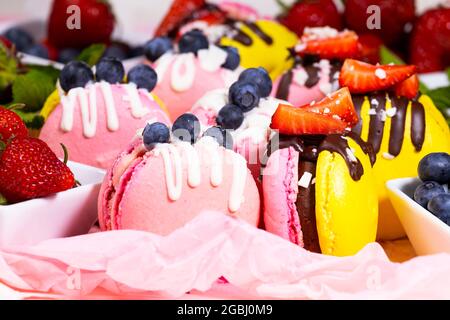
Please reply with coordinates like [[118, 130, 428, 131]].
[[151, 53, 239, 120], [39, 84, 170, 169], [98, 139, 260, 236], [262, 147, 303, 246]]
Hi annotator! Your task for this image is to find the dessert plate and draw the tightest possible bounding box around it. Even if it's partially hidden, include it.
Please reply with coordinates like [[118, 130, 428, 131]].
[[386, 177, 450, 256], [0, 161, 105, 247]]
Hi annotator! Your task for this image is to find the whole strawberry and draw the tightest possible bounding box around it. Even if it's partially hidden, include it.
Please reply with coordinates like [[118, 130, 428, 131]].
[[47, 0, 115, 48], [279, 0, 343, 37], [0, 137, 75, 203], [344, 0, 415, 46], [410, 8, 450, 73], [0, 106, 28, 145]]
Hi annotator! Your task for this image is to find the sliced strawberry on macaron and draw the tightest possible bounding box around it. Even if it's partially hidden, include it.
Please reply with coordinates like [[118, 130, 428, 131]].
[[271, 87, 357, 135], [155, 0, 206, 37], [339, 59, 416, 94], [393, 74, 419, 100], [296, 29, 360, 60]]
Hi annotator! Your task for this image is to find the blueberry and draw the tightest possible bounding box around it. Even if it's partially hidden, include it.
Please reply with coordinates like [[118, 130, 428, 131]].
[[4, 27, 33, 51], [95, 57, 125, 84], [216, 104, 244, 130], [142, 122, 170, 149], [428, 194, 450, 225], [144, 37, 173, 62], [129, 45, 144, 58], [58, 48, 81, 63], [59, 61, 94, 92], [103, 45, 128, 61], [203, 126, 234, 149], [228, 81, 260, 112], [172, 113, 201, 144], [178, 30, 209, 55], [418, 153, 450, 184], [238, 67, 272, 98], [414, 181, 446, 208], [221, 46, 240, 70], [23, 44, 49, 59], [127, 64, 158, 91]]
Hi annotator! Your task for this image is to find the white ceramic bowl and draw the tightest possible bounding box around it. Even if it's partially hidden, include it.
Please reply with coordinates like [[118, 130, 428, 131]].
[[0, 161, 105, 247], [386, 178, 450, 256]]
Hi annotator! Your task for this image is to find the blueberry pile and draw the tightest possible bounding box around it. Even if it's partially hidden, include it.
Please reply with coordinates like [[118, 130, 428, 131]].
[[3, 27, 143, 62], [142, 114, 233, 151], [143, 30, 241, 71], [216, 67, 273, 130], [413, 153, 450, 226], [59, 57, 157, 92]]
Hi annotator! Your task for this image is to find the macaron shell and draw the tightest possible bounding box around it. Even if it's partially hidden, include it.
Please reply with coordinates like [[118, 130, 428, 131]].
[[112, 144, 260, 235], [358, 94, 450, 240], [219, 20, 298, 79], [315, 137, 378, 257], [262, 147, 303, 246]]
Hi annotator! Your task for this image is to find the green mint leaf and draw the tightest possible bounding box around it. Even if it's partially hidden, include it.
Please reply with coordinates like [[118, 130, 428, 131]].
[[446, 67, 450, 81], [0, 193, 7, 205], [26, 64, 60, 83], [427, 86, 450, 124], [12, 69, 56, 112], [379, 46, 405, 65], [12, 109, 45, 129], [0, 43, 19, 91], [76, 44, 106, 66]]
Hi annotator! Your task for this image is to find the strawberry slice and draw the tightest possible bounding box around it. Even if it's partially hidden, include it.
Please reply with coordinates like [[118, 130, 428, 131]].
[[393, 74, 419, 99], [339, 59, 417, 94], [155, 0, 206, 37], [271, 106, 348, 135], [296, 30, 360, 60], [304, 87, 359, 126]]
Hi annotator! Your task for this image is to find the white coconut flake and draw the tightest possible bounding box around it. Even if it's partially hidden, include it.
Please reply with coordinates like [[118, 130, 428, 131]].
[[346, 148, 358, 163], [375, 68, 387, 80], [368, 108, 377, 116], [298, 172, 313, 188], [380, 110, 387, 122], [323, 107, 331, 114], [303, 26, 339, 40], [332, 115, 341, 120], [293, 68, 308, 86], [383, 152, 396, 160], [370, 98, 379, 106], [386, 108, 397, 118]]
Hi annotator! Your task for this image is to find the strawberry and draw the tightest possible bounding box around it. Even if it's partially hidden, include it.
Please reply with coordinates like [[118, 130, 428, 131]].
[[271, 87, 357, 135], [0, 106, 28, 144], [393, 74, 419, 99], [344, 0, 415, 46], [410, 8, 450, 73], [271, 105, 348, 135], [40, 39, 59, 61], [304, 87, 359, 126], [339, 59, 417, 94], [155, 0, 206, 37], [0, 137, 75, 203], [279, 0, 343, 37], [357, 34, 383, 64], [296, 30, 359, 60], [0, 36, 12, 49], [48, 0, 115, 49]]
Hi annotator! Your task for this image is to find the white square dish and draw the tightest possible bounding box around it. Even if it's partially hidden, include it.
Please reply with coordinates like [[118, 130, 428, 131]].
[[0, 161, 105, 247], [386, 177, 450, 256]]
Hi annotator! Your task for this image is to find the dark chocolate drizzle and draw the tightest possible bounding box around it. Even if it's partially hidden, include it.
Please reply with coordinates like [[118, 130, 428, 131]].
[[243, 22, 273, 45], [367, 93, 387, 153], [351, 95, 365, 136], [304, 65, 321, 88], [411, 100, 426, 151], [225, 19, 273, 47], [388, 96, 408, 156], [275, 70, 293, 100]]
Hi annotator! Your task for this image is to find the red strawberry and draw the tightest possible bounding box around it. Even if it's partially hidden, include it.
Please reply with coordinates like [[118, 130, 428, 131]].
[[304, 87, 359, 126], [48, 0, 115, 49], [0, 106, 28, 144], [357, 33, 383, 64], [0, 137, 75, 203], [344, 0, 415, 46], [339, 59, 417, 94], [0, 36, 12, 49], [41, 39, 59, 61], [393, 74, 419, 99], [410, 8, 450, 73], [271, 87, 357, 135], [279, 0, 343, 37], [155, 0, 206, 37], [296, 30, 359, 60]]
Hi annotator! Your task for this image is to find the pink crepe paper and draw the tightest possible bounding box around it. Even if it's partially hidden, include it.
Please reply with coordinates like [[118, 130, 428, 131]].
[[1, 211, 450, 299]]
